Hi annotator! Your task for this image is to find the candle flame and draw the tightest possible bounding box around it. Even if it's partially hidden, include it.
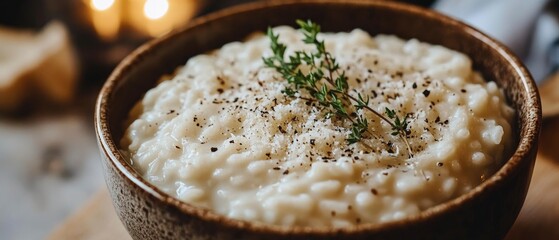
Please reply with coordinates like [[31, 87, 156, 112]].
[[144, 0, 169, 20], [91, 0, 115, 11]]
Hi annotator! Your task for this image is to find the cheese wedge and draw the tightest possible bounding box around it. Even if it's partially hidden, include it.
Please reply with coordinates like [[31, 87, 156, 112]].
[[0, 21, 78, 112]]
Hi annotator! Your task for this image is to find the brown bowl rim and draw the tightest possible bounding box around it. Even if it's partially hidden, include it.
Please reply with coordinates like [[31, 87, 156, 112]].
[[95, 0, 541, 235]]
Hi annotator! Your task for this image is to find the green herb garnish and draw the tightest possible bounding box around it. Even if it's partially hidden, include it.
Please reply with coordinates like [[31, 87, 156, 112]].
[[263, 20, 413, 158]]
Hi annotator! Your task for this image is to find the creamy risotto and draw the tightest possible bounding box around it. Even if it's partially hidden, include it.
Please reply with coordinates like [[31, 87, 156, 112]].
[[121, 26, 514, 227]]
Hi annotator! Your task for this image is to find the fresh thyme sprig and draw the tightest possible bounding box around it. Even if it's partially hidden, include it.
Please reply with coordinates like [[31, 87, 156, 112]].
[[263, 20, 413, 158]]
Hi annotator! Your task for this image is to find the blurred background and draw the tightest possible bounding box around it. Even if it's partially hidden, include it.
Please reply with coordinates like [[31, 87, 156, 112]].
[[0, 0, 556, 239]]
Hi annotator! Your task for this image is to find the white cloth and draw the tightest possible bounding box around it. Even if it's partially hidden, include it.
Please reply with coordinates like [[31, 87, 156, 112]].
[[434, 0, 558, 84]]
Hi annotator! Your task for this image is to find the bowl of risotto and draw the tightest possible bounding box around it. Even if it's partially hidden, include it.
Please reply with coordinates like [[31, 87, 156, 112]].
[[95, 0, 541, 239]]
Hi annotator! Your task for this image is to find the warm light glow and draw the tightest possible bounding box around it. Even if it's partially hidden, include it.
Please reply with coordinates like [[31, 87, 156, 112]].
[[127, 0, 199, 37], [91, 0, 115, 11], [89, 0, 120, 40], [144, 0, 169, 20]]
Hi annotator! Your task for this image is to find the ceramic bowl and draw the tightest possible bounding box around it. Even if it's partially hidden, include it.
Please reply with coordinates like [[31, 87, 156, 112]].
[[95, 0, 541, 239]]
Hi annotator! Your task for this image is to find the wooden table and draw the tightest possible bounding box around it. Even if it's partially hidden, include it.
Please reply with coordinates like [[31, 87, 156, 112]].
[[48, 117, 559, 240]]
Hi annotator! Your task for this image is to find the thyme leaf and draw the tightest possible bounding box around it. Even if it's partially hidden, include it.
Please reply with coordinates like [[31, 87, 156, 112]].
[[263, 20, 414, 158]]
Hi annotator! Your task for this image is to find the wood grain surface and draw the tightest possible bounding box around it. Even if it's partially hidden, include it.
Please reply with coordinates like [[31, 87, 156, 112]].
[[48, 117, 559, 240], [47, 190, 131, 240]]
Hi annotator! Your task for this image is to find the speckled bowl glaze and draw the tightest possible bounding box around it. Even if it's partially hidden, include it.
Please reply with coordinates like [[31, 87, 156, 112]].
[[95, 0, 541, 239]]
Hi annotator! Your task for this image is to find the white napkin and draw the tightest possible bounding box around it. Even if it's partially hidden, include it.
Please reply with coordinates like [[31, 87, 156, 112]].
[[434, 0, 558, 84]]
